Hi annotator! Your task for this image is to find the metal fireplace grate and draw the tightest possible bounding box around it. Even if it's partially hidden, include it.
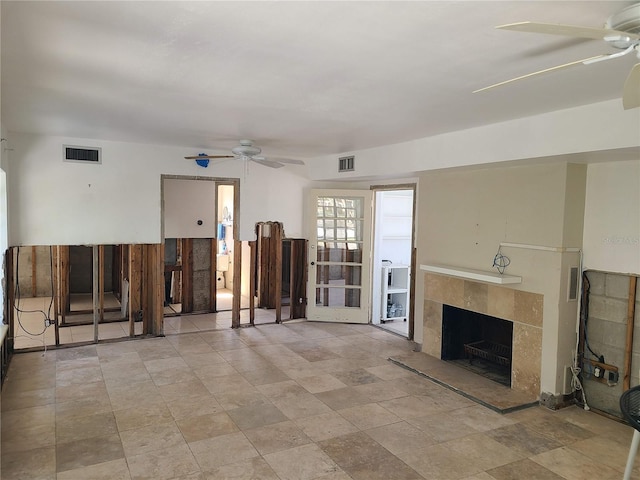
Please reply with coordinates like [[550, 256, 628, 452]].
[[464, 340, 511, 367]]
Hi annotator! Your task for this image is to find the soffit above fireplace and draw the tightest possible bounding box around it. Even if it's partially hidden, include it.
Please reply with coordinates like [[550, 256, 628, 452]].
[[420, 264, 522, 285]]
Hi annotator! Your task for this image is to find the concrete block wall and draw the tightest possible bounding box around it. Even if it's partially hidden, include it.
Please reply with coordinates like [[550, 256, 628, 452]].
[[582, 271, 640, 418]]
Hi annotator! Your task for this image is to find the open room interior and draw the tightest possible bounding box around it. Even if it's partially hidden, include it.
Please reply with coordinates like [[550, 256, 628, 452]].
[[0, 2, 639, 479]]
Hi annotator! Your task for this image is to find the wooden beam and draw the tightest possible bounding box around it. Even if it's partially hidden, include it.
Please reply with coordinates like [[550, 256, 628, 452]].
[[623, 275, 638, 390], [99, 245, 105, 323], [147, 243, 164, 336], [232, 239, 241, 328], [52, 247, 60, 346], [249, 240, 256, 325], [128, 244, 143, 337], [181, 239, 193, 314], [274, 223, 282, 323], [31, 246, 37, 297], [92, 246, 99, 343], [210, 238, 217, 312], [6, 248, 15, 350], [59, 246, 69, 325], [408, 247, 416, 341]]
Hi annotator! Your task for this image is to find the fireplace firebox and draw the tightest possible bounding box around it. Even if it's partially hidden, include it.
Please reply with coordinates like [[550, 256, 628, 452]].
[[442, 305, 513, 386]]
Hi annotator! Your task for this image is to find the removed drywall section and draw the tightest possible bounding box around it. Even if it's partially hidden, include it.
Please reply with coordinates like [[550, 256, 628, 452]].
[[582, 271, 640, 418]]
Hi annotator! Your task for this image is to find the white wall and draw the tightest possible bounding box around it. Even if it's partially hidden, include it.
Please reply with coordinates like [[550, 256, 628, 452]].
[[163, 179, 216, 239], [415, 162, 585, 395], [6, 133, 311, 245], [307, 99, 639, 182], [582, 160, 640, 275]]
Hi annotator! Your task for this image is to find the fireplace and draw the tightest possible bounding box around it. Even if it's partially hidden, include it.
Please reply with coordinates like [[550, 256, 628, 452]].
[[442, 305, 513, 386], [421, 271, 543, 396]]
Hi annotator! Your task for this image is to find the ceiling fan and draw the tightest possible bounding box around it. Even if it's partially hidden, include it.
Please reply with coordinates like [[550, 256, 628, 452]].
[[474, 3, 640, 110], [185, 139, 305, 169]]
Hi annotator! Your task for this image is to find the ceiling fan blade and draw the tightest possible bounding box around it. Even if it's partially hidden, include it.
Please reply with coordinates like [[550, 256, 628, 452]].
[[252, 155, 305, 165], [497, 22, 639, 41], [251, 158, 285, 169], [623, 63, 640, 110], [473, 54, 607, 93], [184, 155, 234, 160]]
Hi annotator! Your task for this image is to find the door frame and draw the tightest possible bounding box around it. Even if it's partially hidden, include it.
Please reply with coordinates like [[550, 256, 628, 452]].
[[370, 183, 417, 340]]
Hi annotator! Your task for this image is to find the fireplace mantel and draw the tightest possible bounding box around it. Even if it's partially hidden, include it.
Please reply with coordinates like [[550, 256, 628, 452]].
[[420, 264, 522, 285]]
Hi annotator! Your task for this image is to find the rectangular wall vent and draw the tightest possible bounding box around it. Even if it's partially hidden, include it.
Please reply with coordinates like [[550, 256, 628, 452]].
[[63, 145, 101, 164], [568, 266, 579, 301], [338, 155, 354, 172]]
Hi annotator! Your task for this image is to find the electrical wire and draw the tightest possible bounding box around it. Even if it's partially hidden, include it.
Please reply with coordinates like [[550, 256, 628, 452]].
[[492, 246, 511, 274], [13, 246, 53, 337], [581, 273, 603, 362]]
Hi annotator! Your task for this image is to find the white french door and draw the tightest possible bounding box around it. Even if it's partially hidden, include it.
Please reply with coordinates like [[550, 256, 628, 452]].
[[306, 189, 373, 323]]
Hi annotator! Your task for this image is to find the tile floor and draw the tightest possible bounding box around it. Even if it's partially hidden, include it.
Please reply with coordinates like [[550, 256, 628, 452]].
[[2, 320, 639, 480]]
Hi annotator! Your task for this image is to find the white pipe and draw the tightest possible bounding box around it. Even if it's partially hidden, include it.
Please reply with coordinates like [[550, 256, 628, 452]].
[[499, 242, 580, 253]]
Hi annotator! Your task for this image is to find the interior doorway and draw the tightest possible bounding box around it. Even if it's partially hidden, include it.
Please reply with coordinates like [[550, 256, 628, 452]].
[[371, 187, 415, 338]]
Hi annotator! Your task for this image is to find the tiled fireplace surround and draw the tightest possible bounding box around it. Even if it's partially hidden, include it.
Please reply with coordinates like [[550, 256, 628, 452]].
[[422, 272, 543, 397]]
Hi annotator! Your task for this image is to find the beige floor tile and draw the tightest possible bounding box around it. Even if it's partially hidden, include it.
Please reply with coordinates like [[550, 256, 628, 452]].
[[120, 421, 187, 457], [166, 394, 225, 421], [338, 402, 401, 430], [227, 403, 288, 430], [3, 320, 636, 480], [295, 373, 348, 394], [189, 431, 259, 471], [57, 458, 132, 480], [127, 444, 201, 480], [244, 420, 312, 455], [56, 433, 125, 474], [1, 445, 56, 479], [295, 411, 359, 442], [271, 392, 333, 420], [56, 411, 118, 444], [203, 457, 280, 480], [487, 458, 565, 480], [256, 379, 308, 399], [264, 443, 340, 480], [365, 420, 436, 456], [158, 378, 210, 402], [114, 403, 173, 431], [176, 412, 238, 442], [2, 421, 56, 454], [531, 446, 622, 480]]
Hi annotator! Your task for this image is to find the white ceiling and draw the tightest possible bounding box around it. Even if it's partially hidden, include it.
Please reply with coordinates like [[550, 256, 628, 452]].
[[2, 1, 637, 160]]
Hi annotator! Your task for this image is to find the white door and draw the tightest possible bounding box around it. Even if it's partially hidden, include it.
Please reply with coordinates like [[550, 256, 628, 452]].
[[306, 189, 373, 323]]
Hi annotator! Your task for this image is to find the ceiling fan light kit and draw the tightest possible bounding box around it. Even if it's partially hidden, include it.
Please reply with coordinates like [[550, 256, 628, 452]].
[[475, 2, 640, 110]]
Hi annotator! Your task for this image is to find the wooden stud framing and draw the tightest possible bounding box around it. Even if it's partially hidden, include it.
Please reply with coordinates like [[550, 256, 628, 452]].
[[273, 223, 283, 323], [210, 238, 217, 312], [52, 247, 60, 346], [181, 239, 193, 314], [249, 240, 256, 325], [144, 243, 164, 335], [232, 239, 241, 328], [408, 247, 416, 341], [6, 248, 15, 350], [59, 246, 69, 325], [623, 275, 638, 391], [31, 246, 37, 297], [92, 246, 99, 342], [128, 245, 143, 337], [99, 245, 105, 323]]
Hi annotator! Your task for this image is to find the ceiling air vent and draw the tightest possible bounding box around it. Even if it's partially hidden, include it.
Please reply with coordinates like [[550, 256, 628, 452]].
[[63, 145, 101, 164], [338, 155, 354, 172]]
